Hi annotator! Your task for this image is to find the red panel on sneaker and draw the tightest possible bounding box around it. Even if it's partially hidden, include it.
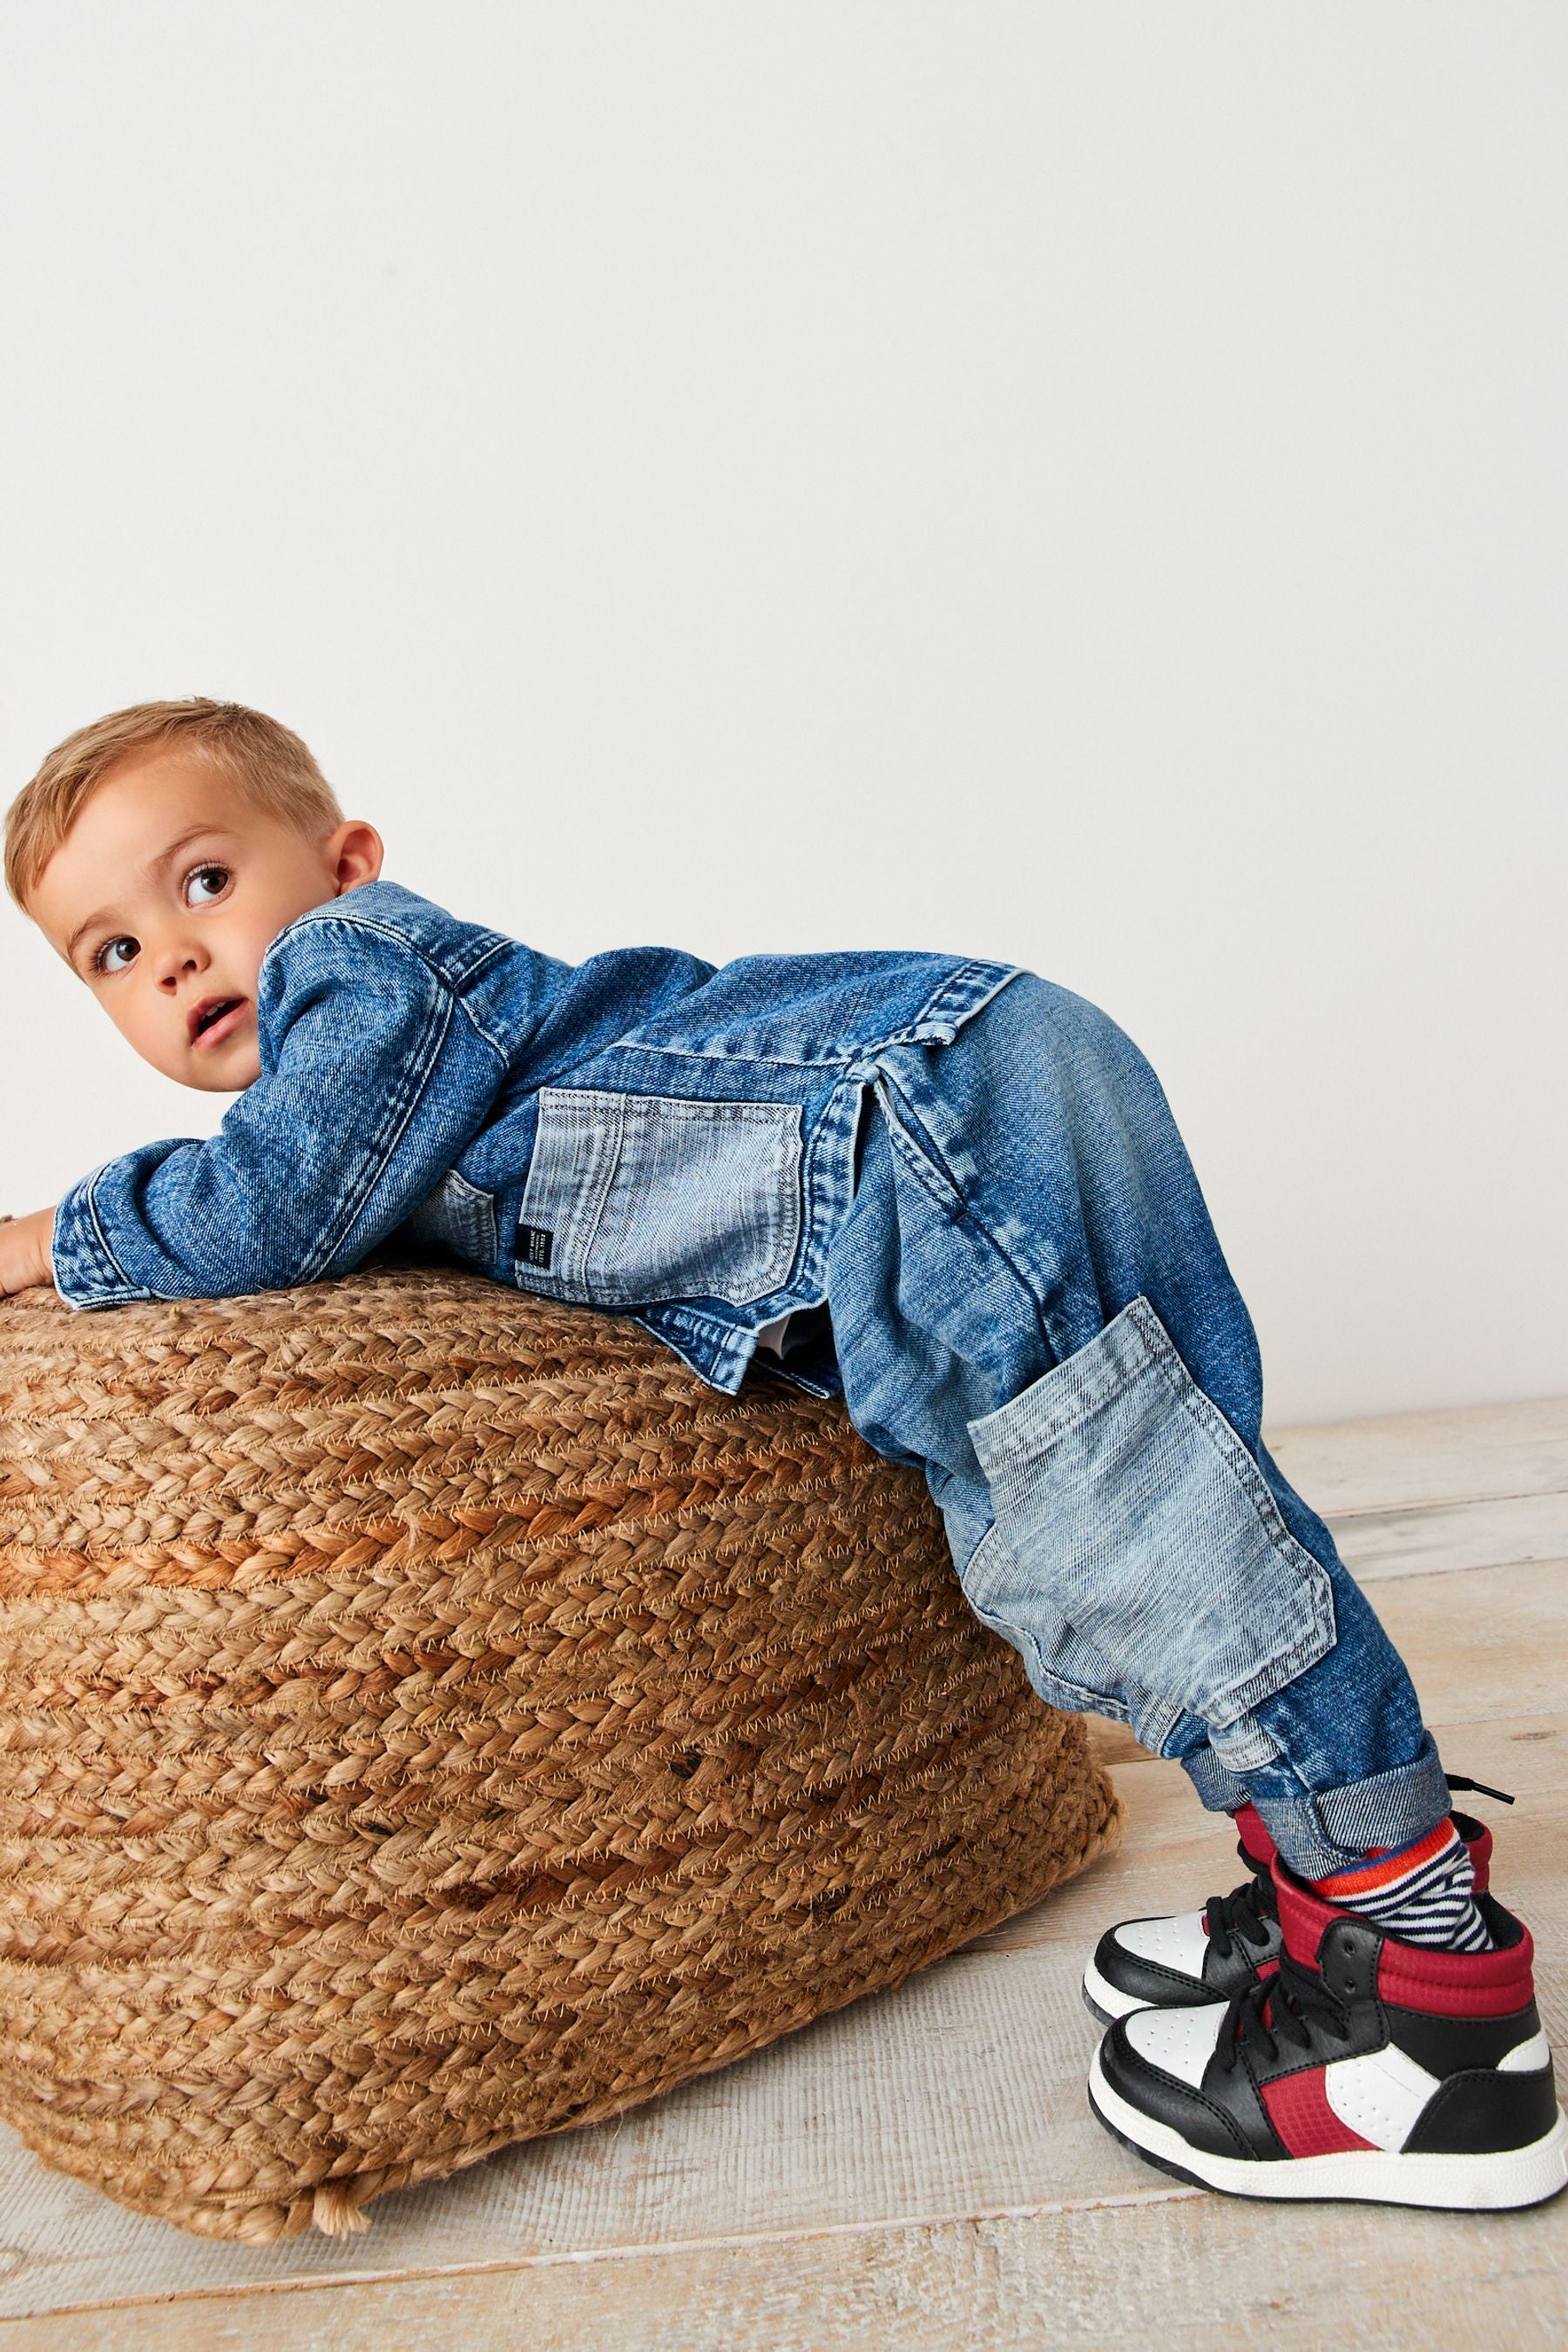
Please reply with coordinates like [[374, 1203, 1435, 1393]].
[[1260, 2068, 1375, 2159]]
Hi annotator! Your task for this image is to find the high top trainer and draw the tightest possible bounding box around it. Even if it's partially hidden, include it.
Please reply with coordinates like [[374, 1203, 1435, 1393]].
[[1087, 1857, 1568, 2209], [1081, 1801, 1493, 2026]]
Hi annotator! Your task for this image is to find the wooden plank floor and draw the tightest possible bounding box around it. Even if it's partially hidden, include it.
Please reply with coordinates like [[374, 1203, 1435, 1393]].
[[2, 1399, 1565, 2349]]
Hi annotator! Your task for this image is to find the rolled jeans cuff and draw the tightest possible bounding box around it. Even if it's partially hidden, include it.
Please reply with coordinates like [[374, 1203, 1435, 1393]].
[[1183, 1730, 1454, 1882]]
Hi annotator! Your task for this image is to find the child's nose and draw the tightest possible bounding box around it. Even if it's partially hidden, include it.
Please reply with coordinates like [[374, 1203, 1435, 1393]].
[[155, 938, 207, 990]]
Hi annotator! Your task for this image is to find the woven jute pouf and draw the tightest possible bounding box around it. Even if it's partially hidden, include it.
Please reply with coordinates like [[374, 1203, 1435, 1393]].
[[0, 1267, 1121, 2243]]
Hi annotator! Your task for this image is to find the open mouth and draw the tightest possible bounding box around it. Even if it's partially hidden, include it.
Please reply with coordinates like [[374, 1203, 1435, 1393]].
[[190, 996, 247, 1047]]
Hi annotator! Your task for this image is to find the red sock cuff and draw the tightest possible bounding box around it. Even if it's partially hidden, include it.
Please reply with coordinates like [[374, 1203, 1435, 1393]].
[[1311, 1818, 1459, 1901]]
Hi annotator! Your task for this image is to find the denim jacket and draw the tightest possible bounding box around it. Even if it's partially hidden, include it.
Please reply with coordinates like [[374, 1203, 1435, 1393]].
[[51, 882, 1018, 1395]]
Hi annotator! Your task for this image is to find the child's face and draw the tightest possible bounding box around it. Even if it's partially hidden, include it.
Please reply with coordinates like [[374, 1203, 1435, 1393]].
[[26, 747, 382, 1091]]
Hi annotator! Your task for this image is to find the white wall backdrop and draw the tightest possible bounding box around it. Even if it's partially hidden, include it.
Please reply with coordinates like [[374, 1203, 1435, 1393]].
[[1, 3, 1563, 1425]]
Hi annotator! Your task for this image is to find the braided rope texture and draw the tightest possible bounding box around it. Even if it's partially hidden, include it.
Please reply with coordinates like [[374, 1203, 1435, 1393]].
[[0, 1268, 1121, 2243]]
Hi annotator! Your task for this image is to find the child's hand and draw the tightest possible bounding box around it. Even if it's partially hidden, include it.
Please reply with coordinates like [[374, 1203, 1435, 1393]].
[[0, 1207, 57, 1297]]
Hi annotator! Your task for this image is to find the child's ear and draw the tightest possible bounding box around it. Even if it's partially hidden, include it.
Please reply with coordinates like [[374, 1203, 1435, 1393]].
[[326, 821, 384, 896]]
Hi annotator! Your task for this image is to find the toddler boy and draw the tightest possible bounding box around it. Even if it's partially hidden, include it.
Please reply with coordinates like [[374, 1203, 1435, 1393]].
[[3, 699, 1563, 2210]]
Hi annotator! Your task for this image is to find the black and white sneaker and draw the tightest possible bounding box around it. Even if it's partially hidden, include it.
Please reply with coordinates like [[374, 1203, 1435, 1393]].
[[1088, 1855, 1568, 2209], [1081, 1799, 1494, 2027]]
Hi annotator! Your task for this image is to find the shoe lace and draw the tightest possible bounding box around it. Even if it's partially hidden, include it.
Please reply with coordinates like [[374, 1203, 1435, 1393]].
[[1203, 1857, 1275, 1960], [1218, 1948, 1353, 2072], [1206, 1775, 1513, 2055], [1446, 1773, 1514, 1806]]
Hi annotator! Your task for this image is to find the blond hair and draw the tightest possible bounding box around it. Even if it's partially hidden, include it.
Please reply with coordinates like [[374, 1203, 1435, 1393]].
[[4, 700, 344, 908]]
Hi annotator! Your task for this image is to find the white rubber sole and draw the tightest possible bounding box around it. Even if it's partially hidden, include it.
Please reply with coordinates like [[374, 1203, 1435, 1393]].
[[1080, 1953, 1166, 2024], [1088, 2045, 1568, 2210]]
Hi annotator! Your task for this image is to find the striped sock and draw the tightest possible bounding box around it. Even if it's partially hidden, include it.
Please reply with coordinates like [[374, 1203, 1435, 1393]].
[[1312, 1820, 1494, 1953]]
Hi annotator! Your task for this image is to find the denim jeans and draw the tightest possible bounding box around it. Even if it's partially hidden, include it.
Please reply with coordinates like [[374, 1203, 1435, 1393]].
[[823, 972, 1450, 1880]]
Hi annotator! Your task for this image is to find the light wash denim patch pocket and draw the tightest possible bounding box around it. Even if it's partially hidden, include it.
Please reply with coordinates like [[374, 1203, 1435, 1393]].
[[967, 1294, 1335, 1732], [517, 1089, 803, 1307]]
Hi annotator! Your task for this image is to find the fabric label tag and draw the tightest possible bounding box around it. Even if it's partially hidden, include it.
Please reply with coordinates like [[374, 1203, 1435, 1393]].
[[517, 1224, 554, 1269]]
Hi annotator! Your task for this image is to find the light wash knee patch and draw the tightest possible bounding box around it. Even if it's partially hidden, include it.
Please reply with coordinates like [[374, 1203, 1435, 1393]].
[[967, 1295, 1335, 1732], [956, 1520, 1185, 1754]]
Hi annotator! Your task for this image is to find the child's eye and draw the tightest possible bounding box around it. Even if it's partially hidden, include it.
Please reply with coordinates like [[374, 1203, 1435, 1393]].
[[95, 936, 139, 976], [185, 863, 232, 906]]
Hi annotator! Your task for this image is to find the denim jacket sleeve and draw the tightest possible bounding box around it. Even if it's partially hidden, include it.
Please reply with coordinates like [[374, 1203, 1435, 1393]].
[[50, 914, 510, 1308]]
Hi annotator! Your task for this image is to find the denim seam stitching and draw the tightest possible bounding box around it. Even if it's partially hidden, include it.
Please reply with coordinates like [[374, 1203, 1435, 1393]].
[[524, 1091, 623, 1296], [532, 1091, 805, 1123], [454, 992, 515, 1066], [297, 983, 455, 1282], [876, 1085, 970, 1220], [1210, 1639, 1336, 1734], [446, 937, 511, 987], [906, 960, 1022, 1036], [608, 1042, 856, 1070], [1131, 1299, 1320, 1574], [258, 916, 510, 1060], [610, 963, 1018, 1067], [1024, 1637, 1132, 1731], [873, 1074, 1051, 1333], [874, 1072, 971, 1208], [83, 1173, 139, 1294], [259, 910, 449, 998], [777, 1084, 855, 1304], [956, 1518, 1005, 1586], [628, 1311, 750, 1388], [972, 1316, 1153, 1468], [573, 1092, 627, 1293], [1129, 1301, 1340, 1705], [641, 1302, 740, 1345]]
